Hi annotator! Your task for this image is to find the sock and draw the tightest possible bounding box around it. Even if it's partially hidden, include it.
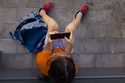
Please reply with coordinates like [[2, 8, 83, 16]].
[[76, 12, 83, 20], [77, 12, 83, 18]]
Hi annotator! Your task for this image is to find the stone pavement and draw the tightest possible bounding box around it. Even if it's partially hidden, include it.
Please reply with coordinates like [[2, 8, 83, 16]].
[[0, 0, 125, 70]]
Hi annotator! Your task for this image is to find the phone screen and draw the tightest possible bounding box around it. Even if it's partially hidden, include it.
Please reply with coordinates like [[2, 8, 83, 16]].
[[50, 32, 71, 40]]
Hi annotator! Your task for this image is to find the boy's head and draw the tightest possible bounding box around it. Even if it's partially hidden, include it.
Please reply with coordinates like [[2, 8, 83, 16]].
[[48, 56, 76, 83]]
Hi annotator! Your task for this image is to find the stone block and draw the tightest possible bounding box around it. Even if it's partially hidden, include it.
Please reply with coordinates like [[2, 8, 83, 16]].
[[16, 8, 34, 23], [74, 38, 110, 54], [96, 54, 125, 68], [0, 8, 16, 23], [0, 8, 4, 22], [73, 54, 95, 68], [93, 0, 114, 10], [0, 0, 4, 8], [74, 38, 125, 54], [52, 0, 73, 9], [121, 23, 125, 38], [88, 10, 113, 24], [26, 0, 41, 8], [1, 53, 32, 69], [0, 23, 16, 38], [72, 0, 93, 9], [0, 0, 17, 8], [50, 8, 73, 30], [109, 39, 125, 53], [0, 39, 27, 54], [0, 0, 28, 8], [83, 9, 121, 38], [71, 9, 122, 38], [85, 23, 121, 38]]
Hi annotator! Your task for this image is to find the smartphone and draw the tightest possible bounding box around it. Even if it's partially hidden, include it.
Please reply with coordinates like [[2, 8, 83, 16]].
[[50, 32, 71, 40]]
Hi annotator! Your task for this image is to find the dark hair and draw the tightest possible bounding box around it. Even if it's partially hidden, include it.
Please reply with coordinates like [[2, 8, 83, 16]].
[[48, 56, 76, 83]]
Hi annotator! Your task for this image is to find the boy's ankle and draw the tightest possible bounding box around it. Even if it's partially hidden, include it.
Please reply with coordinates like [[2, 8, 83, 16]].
[[74, 11, 83, 18]]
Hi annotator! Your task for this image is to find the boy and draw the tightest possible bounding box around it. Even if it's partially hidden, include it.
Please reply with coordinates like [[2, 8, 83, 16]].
[[35, 2, 89, 83]]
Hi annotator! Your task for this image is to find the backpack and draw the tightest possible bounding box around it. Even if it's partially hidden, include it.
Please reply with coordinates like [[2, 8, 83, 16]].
[[9, 10, 48, 54]]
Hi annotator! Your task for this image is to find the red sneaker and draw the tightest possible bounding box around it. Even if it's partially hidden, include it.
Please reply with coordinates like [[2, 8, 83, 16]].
[[80, 3, 89, 15], [43, 2, 54, 13]]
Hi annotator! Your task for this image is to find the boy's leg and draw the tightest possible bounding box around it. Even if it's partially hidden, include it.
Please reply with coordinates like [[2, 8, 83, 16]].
[[65, 12, 83, 33], [39, 2, 59, 32], [64, 12, 83, 56], [40, 10, 59, 32], [65, 3, 89, 33], [65, 3, 89, 55]]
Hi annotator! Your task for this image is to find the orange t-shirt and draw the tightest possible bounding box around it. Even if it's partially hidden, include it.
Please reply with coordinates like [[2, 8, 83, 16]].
[[35, 48, 65, 76], [35, 50, 51, 76]]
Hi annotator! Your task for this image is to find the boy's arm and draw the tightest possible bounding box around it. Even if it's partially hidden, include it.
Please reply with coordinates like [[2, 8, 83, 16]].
[[65, 37, 73, 57]]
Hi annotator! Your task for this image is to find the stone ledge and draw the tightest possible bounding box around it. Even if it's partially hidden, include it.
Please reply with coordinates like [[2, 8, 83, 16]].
[[0, 39, 27, 54], [1, 38, 125, 54], [0, 53, 33, 69], [1, 68, 125, 80], [1, 52, 125, 69]]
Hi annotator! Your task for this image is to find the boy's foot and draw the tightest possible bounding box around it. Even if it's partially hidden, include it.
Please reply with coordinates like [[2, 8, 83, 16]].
[[42, 2, 54, 13], [75, 3, 89, 18], [80, 3, 89, 15]]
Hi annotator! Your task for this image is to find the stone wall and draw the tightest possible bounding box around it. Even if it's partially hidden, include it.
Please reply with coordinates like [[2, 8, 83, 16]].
[[0, 0, 125, 69]]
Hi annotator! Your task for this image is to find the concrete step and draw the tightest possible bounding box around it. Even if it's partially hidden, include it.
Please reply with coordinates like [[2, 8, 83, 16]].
[[0, 53, 33, 69], [1, 51, 125, 69], [0, 39, 27, 54], [1, 38, 125, 54], [1, 68, 125, 80], [1, 79, 125, 83]]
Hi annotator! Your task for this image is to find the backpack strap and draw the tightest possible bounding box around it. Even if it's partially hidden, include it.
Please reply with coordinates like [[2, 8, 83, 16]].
[[11, 15, 42, 41], [16, 18, 37, 31]]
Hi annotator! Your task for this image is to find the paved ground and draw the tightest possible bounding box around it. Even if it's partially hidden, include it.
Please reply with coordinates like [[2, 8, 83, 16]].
[[1, 79, 125, 83], [1, 68, 125, 80], [1, 69, 125, 83], [0, 0, 125, 81]]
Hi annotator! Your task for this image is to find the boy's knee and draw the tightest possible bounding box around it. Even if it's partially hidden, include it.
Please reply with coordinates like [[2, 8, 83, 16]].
[[48, 24, 59, 31], [65, 26, 74, 32], [54, 23, 59, 29]]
